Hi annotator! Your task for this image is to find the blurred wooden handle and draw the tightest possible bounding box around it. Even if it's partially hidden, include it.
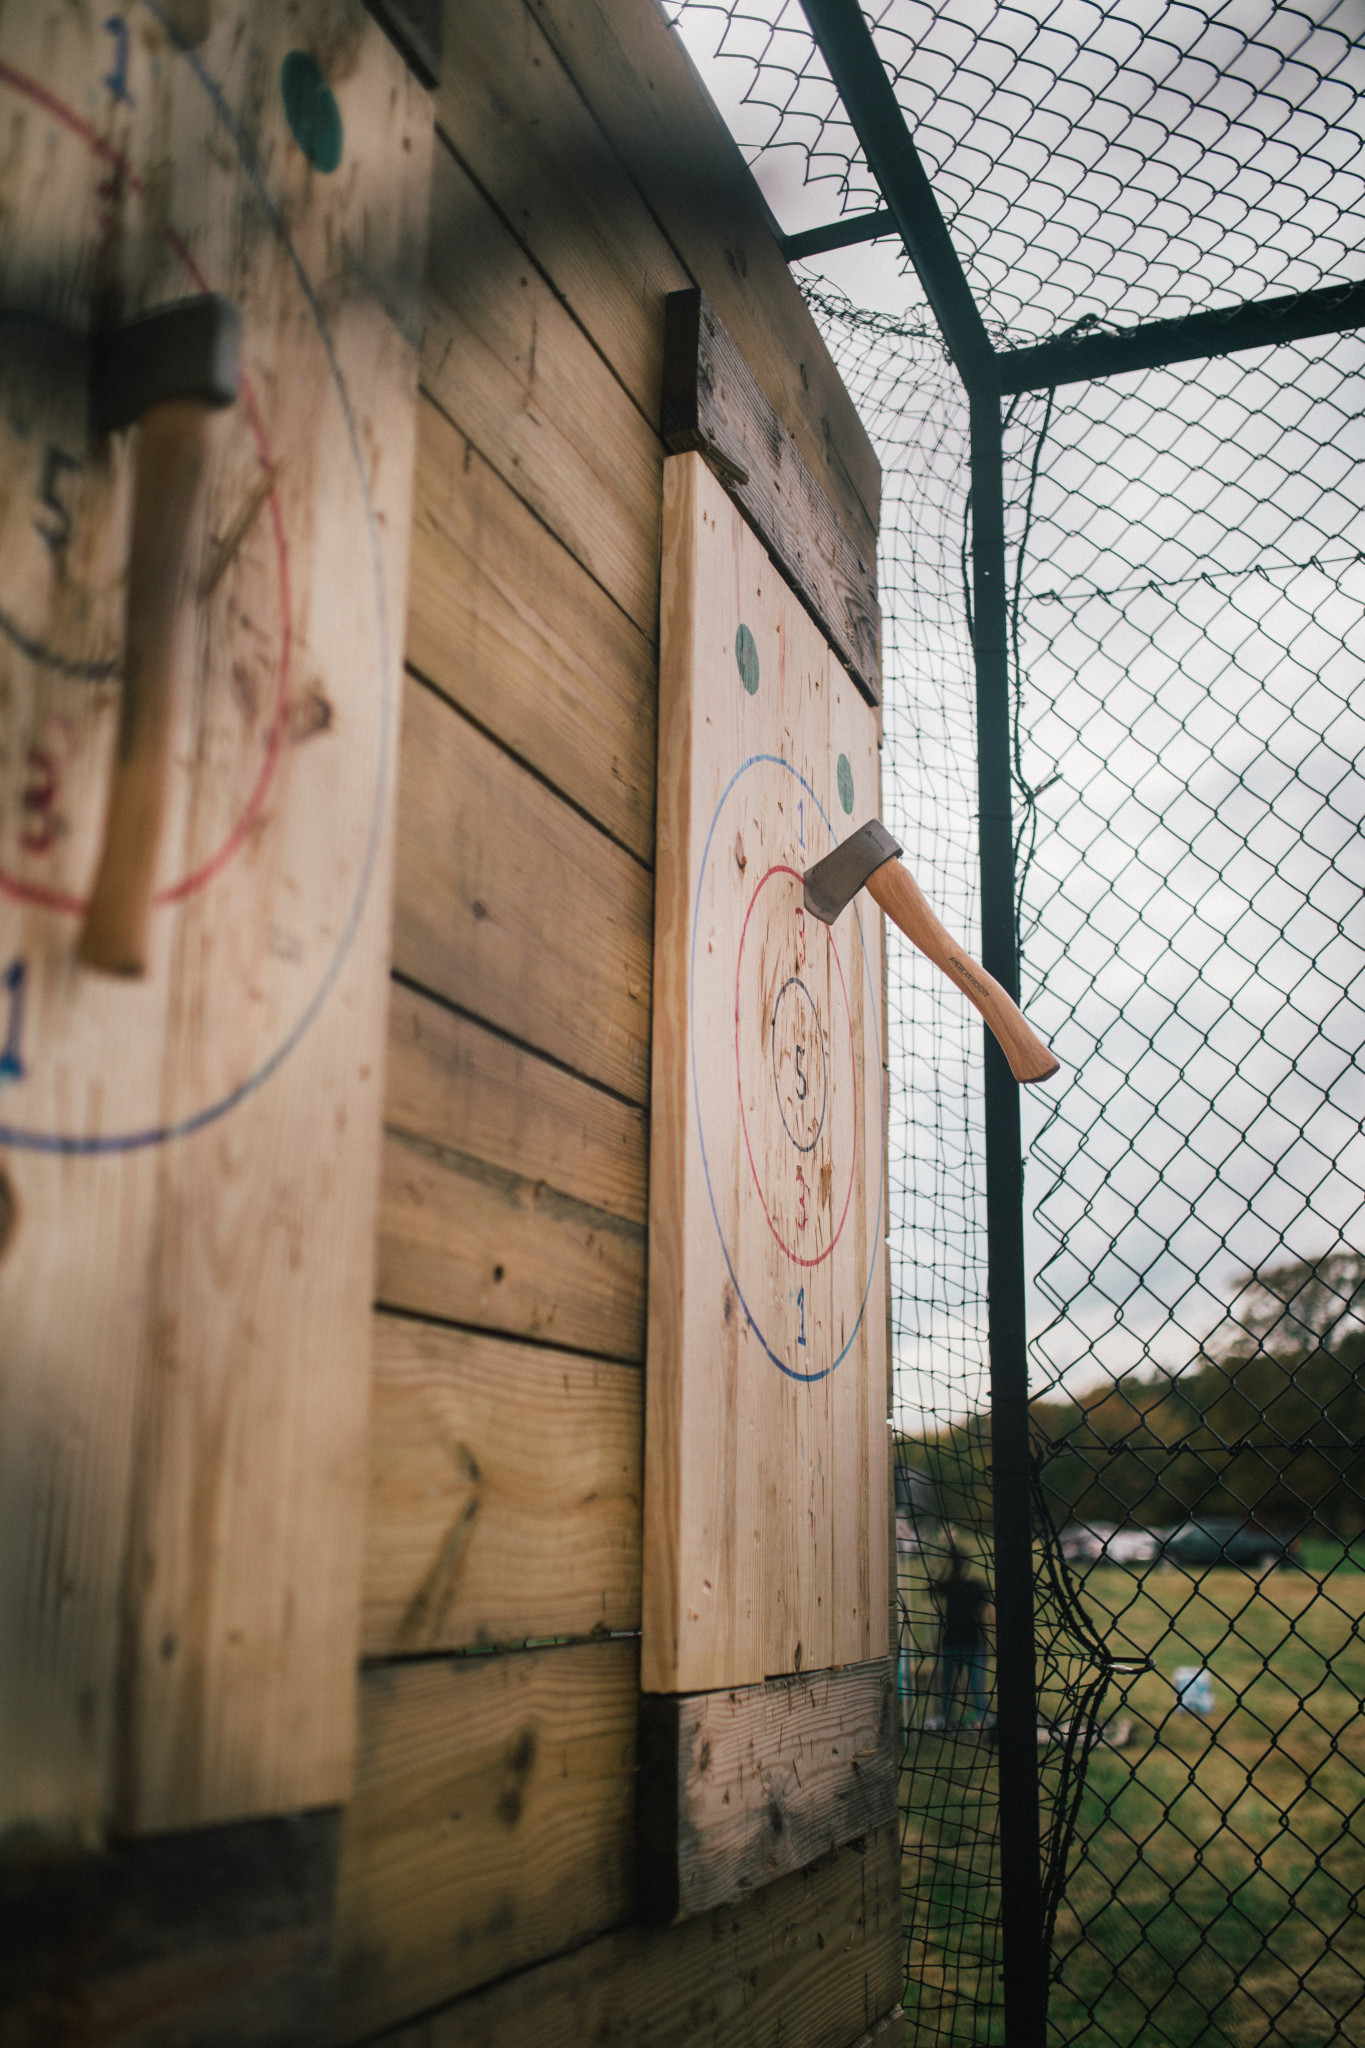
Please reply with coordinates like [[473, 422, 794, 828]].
[[79, 399, 212, 976], [865, 855, 1061, 1086]]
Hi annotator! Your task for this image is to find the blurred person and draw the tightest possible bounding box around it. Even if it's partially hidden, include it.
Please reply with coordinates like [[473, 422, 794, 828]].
[[930, 1548, 993, 1730]]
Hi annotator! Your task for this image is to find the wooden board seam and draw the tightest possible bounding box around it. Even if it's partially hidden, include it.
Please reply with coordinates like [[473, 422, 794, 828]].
[[410, 384, 660, 647], [358, 1634, 642, 1667], [388, 971, 652, 1120], [404, 662, 655, 875], [382, 1129, 645, 1260], [430, 121, 675, 449], [371, 1295, 646, 1373]]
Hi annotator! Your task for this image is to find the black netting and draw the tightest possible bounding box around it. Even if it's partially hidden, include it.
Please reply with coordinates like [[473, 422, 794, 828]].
[[670, 7, 1365, 2044], [673, 1, 1365, 342]]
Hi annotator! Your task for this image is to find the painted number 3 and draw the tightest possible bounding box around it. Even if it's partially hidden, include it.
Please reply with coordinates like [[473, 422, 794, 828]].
[[796, 1165, 808, 1231]]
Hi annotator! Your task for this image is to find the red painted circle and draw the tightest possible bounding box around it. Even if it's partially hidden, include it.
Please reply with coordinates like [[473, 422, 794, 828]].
[[0, 60, 290, 917], [734, 863, 858, 1269]]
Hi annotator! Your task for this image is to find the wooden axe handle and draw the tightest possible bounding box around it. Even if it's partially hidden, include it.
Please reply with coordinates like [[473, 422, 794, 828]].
[[79, 398, 212, 976], [865, 855, 1060, 1085]]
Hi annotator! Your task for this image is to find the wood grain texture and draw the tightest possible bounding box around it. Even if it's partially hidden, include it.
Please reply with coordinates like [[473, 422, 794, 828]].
[[422, 139, 662, 637], [662, 290, 880, 707], [377, 1129, 645, 1359], [379, 984, 647, 1355], [387, 984, 648, 1226], [526, 0, 881, 561], [333, 1641, 638, 2040], [407, 404, 657, 863], [433, 0, 689, 423], [851, 2011, 906, 2048], [362, 1315, 640, 1656], [643, 454, 888, 1694], [0, 2, 431, 1838], [392, 676, 653, 1104], [0, 1809, 338, 2047], [637, 1659, 897, 1923], [355, 1821, 901, 2048]]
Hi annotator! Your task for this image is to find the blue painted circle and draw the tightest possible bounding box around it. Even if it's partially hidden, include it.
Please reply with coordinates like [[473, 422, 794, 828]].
[[769, 975, 828, 1155], [0, 1, 392, 1155], [691, 756, 883, 1382]]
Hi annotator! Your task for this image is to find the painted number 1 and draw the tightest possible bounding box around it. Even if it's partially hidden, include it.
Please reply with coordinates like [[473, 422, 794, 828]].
[[104, 15, 133, 103], [0, 959, 26, 1082], [796, 1286, 806, 1348], [797, 797, 805, 850]]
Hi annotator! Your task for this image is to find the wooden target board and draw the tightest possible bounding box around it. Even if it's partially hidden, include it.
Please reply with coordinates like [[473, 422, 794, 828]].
[[0, 3, 429, 1836], [643, 452, 888, 1695]]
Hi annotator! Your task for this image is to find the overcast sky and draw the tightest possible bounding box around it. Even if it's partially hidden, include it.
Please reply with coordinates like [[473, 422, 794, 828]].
[[672, 3, 1365, 1426]]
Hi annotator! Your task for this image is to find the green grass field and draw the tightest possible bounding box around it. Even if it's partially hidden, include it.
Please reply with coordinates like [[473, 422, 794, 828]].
[[898, 1552, 1365, 2046]]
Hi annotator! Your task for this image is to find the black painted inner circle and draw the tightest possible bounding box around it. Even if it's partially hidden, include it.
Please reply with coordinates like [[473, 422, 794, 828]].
[[769, 975, 829, 1155]]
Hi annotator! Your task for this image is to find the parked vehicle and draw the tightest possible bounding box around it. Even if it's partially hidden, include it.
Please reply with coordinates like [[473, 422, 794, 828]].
[[1107, 1527, 1160, 1564], [1059, 1523, 1112, 1563], [1058, 1523, 1158, 1566], [1160, 1518, 1296, 1569]]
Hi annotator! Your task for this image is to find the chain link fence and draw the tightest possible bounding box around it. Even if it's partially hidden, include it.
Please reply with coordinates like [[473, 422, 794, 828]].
[[1019, 333, 1365, 2048], [671, 6, 1365, 2042]]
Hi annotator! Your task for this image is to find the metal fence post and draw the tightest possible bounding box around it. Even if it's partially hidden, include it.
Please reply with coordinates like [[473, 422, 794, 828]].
[[970, 387, 1047, 2045]]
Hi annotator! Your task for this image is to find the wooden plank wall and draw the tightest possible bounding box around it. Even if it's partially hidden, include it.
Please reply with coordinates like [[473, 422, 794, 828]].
[[332, 0, 891, 2038]]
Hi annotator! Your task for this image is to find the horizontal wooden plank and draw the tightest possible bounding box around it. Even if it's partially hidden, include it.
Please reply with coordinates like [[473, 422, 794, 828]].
[[333, 1642, 638, 2039], [392, 677, 653, 1103], [388, 984, 648, 1225], [663, 291, 880, 705], [362, 1316, 641, 1656], [527, 0, 881, 561], [637, 1659, 897, 1923], [0, 1809, 338, 2046], [408, 405, 658, 863], [377, 1131, 645, 1359], [361, 1820, 901, 2048], [422, 139, 662, 636], [434, 1, 688, 423]]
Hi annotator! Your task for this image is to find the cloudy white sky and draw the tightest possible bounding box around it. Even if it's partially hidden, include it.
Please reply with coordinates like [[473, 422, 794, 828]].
[[671, 2, 1365, 1426]]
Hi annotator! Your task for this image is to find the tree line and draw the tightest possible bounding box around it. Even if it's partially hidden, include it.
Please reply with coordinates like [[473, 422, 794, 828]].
[[897, 1250, 1365, 1539]]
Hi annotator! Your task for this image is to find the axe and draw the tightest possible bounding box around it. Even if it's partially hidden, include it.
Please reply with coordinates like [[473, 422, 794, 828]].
[[79, 296, 239, 976], [803, 818, 1060, 1085]]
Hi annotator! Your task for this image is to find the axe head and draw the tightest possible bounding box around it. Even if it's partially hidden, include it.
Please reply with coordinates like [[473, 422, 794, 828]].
[[803, 817, 902, 924], [91, 295, 240, 438]]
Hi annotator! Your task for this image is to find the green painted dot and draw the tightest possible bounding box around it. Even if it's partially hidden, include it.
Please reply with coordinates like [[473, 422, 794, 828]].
[[837, 753, 855, 814], [735, 623, 760, 695], [281, 52, 343, 173]]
